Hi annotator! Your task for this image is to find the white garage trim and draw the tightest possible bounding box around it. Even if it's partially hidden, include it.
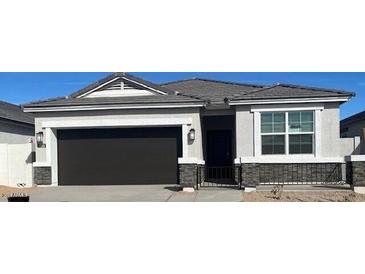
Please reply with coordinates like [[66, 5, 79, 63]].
[[40, 117, 195, 186], [41, 117, 193, 129], [24, 103, 204, 113]]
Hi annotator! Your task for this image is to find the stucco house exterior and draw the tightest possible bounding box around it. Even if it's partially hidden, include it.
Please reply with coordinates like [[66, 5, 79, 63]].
[[341, 110, 365, 154], [0, 100, 34, 144], [22, 73, 363, 191]]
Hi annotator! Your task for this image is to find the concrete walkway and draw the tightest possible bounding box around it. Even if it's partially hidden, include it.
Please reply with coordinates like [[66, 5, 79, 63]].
[[20, 185, 243, 202]]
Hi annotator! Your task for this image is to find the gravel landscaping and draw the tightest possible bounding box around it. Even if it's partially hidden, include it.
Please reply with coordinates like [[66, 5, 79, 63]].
[[242, 190, 365, 202]]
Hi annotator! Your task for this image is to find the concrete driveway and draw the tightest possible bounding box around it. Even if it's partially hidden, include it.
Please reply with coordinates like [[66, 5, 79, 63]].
[[27, 185, 243, 202]]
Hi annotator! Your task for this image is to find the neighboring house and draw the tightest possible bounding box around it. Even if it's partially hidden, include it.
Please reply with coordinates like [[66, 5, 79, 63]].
[[341, 110, 365, 154], [22, 73, 357, 189], [0, 100, 34, 144]]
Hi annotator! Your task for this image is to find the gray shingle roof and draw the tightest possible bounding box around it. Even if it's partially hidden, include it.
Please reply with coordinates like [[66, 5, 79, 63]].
[[22, 75, 355, 110], [230, 83, 354, 101], [0, 100, 34, 125], [341, 110, 365, 126], [162, 78, 263, 104], [24, 95, 203, 108]]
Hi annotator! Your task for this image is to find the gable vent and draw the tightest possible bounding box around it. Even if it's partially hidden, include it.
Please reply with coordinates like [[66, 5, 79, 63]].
[[84, 79, 158, 98]]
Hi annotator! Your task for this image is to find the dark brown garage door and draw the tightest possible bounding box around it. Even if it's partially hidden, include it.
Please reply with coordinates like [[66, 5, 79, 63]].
[[57, 127, 182, 185]]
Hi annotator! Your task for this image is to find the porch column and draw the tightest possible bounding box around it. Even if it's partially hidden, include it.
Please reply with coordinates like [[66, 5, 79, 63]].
[[346, 155, 365, 194]]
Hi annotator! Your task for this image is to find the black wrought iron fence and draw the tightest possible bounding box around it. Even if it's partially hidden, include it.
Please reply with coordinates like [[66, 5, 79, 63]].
[[197, 166, 239, 188], [258, 163, 345, 185]]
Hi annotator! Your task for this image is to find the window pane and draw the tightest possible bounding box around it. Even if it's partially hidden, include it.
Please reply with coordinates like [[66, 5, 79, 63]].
[[262, 135, 285, 155], [261, 113, 272, 123], [261, 112, 285, 133], [289, 135, 301, 154], [289, 112, 300, 123], [261, 124, 272, 133], [274, 113, 285, 123], [289, 122, 301, 133], [273, 135, 285, 154], [288, 111, 314, 133], [262, 136, 273, 154], [301, 122, 313, 132], [289, 134, 313, 154], [301, 111, 313, 122], [273, 122, 285, 133]]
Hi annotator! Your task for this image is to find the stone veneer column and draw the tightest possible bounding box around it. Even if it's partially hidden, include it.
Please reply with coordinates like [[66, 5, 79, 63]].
[[346, 155, 365, 194], [241, 163, 260, 190], [33, 166, 52, 185], [178, 164, 198, 191]]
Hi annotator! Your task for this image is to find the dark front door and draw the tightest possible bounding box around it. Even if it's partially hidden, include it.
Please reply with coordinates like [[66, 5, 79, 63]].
[[206, 130, 233, 167], [57, 127, 182, 186]]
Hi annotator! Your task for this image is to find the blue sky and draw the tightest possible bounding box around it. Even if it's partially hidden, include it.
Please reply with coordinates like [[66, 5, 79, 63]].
[[0, 72, 364, 119]]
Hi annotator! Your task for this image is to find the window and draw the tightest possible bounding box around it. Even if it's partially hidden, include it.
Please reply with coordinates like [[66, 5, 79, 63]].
[[260, 111, 314, 155], [261, 112, 285, 155]]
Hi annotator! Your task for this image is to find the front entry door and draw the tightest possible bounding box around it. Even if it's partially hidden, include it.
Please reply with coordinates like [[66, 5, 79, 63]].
[[206, 130, 233, 167]]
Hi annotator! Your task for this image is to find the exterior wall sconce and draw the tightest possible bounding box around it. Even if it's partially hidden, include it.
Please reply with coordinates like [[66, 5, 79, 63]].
[[36, 132, 44, 148], [188, 128, 196, 141]]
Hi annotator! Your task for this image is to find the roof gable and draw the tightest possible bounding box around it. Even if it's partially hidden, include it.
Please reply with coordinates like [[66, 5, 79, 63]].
[[81, 77, 162, 98], [71, 73, 176, 98]]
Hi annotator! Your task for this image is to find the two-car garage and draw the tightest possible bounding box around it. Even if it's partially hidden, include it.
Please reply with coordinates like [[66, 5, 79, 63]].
[[57, 127, 182, 185]]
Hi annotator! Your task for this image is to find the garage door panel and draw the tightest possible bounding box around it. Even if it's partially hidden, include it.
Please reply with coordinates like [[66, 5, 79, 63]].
[[58, 128, 181, 185]]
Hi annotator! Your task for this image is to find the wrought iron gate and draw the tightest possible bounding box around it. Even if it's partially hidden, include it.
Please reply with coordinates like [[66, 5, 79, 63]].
[[197, 166, 240, 189]]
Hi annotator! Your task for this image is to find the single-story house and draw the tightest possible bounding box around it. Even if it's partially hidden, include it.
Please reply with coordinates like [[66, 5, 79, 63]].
[[0, 100, 34, 144], [341, 110, 365, 154], [22, 73, 362, 190]]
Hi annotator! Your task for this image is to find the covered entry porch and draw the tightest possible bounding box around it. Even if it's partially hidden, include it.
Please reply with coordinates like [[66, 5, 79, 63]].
[[197, 113, 240, 189]]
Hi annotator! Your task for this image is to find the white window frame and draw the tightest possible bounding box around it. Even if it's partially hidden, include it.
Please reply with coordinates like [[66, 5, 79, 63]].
[[252, 105, 323, 159]]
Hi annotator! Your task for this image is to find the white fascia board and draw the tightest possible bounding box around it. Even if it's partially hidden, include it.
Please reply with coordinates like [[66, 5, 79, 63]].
[[41, 117, 193, 129], [23, 103, 204, 113], [250, 104, 324, 112], [239, 156, 345, 163], [78, 77, 121, 98], [120, 76, 168, 95], [230, 96, 350, 106]]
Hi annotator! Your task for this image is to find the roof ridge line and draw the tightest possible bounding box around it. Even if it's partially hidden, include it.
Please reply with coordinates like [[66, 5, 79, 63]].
[[276, 83, 355, 95], [231, 85, 275, 99], [162, 77, 264, 88]]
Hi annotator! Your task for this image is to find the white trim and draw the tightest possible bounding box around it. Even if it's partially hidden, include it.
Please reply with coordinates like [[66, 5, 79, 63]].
[[230, 97, 350, 106], [240, 156, 345, 163], [254, 108, 320, 158], [78, 76, 168, 98], [178, 158, 205, 165], [314, 109, 321, 157], [345, 155, 365, 162], [250, 104, 324, 112], [23, 103, 204, 113], [41, 117, 193, 129], [253, 111, 260, 156], [33, 162, 51, 167], [182, 125, 189, 158], [78, 77, 121, 98], [120, 76, 167, 95]]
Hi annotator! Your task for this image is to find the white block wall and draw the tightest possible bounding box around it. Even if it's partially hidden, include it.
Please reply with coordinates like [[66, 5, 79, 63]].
[[0, 143, 33, 187]]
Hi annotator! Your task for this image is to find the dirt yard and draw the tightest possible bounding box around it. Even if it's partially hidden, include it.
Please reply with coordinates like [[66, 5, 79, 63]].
[[242, 191, 365, 202]]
